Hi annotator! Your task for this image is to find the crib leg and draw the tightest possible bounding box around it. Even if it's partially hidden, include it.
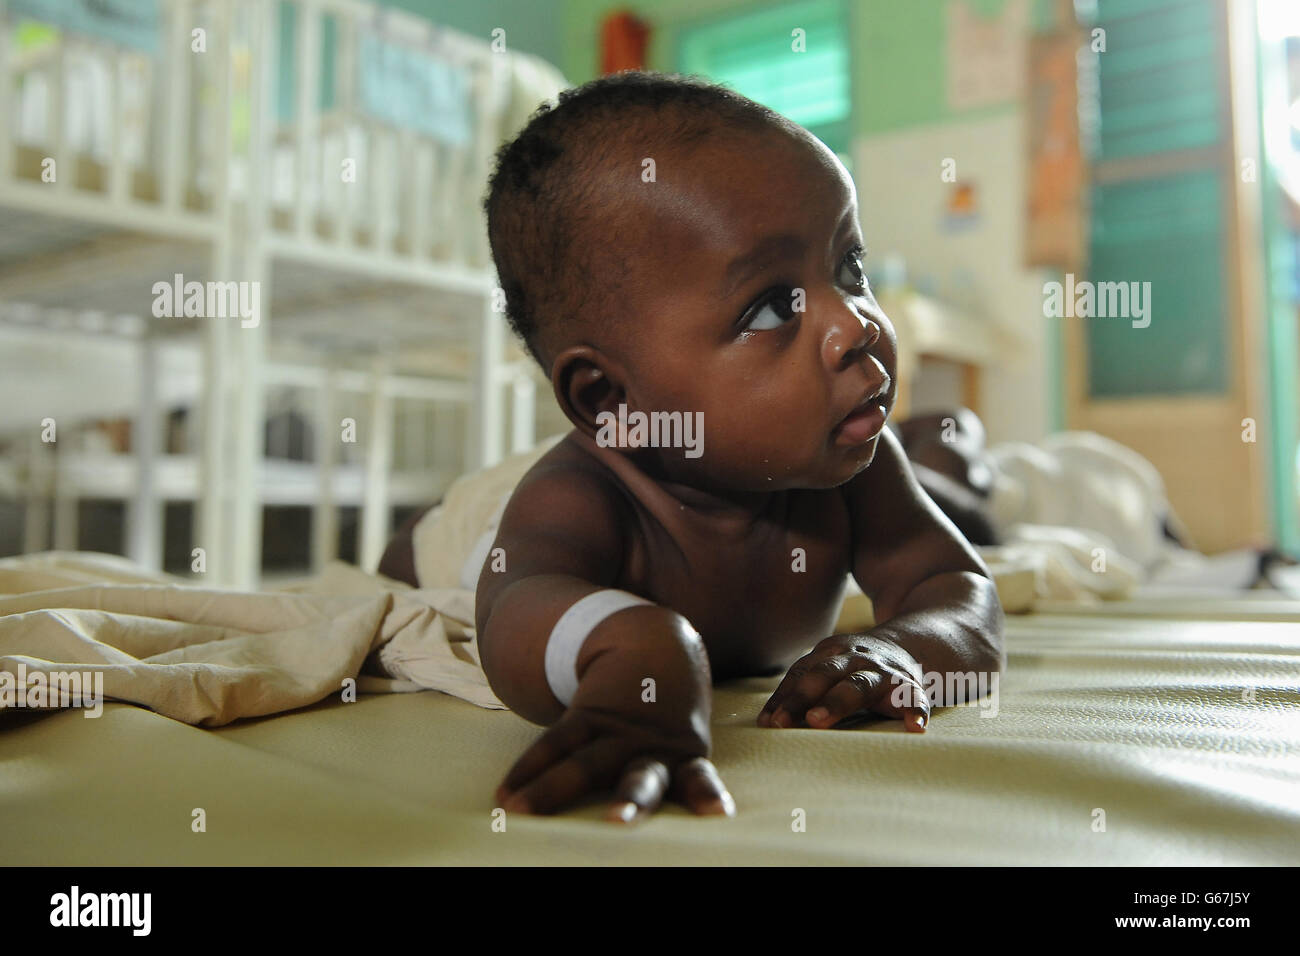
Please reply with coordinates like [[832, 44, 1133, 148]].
[[225, 0, 269, 591], [196, 298, 230, 584], [125, 334, 162, 571], [471, 293, 505, 470], [52, 467, 79, 552], [23, 431, 52, 554], [359, 358, 394, 574], [312, 365, 339, 572], [228, 276, 268, 591]]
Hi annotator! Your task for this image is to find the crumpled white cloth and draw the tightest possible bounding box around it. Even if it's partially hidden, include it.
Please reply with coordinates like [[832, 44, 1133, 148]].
[[0, 552, 504, 727], [986, 431, 1182, 572]]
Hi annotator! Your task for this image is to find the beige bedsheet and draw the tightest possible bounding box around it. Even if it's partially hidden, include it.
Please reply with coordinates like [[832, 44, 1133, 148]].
[[0, 551, 503, 725], [0, 542, 1025, 729], [2, 598, 1298, 865]]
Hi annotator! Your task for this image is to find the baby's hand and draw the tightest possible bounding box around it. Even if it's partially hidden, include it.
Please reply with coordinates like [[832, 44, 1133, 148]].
[[758, 634, 931, 732], [496, 703, 732, 823], [496, 626, 734, 823]]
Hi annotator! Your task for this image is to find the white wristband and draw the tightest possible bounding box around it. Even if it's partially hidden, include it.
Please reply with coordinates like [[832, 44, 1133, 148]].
[[544, 589, 653, 707]]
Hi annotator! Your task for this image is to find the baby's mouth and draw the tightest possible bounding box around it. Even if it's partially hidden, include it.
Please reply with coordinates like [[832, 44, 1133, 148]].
[[832, 375, 891, 446]]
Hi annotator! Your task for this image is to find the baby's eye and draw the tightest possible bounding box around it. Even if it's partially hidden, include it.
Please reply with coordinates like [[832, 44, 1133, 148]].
[[838, 246, 868, 293], [745, 287, 799, 331]]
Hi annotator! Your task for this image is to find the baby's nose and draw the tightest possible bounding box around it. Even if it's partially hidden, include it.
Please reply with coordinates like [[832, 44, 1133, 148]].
[[823, 309, 880, 369]]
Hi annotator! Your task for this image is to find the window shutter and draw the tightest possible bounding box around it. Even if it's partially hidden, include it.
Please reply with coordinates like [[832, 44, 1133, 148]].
[[677, 0, 851, 154], [1084, 0, 1228, 396]]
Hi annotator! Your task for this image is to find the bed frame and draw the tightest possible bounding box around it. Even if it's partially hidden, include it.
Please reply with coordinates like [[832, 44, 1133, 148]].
[[0, 0, 557, 588]]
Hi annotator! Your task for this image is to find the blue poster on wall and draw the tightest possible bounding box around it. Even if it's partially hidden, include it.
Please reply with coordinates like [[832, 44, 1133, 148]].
[[9, 0, 159, 53], [357, 30, 472, 147]]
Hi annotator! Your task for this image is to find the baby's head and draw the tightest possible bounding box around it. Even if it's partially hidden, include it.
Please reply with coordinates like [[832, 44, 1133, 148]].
[[484, 71, 897, 494]]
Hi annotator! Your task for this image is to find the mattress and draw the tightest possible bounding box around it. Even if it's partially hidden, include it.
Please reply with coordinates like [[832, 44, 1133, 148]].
[[3, 606, 1297, 865]]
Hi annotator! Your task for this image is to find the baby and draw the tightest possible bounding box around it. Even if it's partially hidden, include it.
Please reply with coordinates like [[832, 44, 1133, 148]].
[[475, 72, 1004, 823]]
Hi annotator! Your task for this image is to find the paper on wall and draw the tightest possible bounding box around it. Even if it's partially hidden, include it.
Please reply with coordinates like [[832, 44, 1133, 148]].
[[947, 0, 1028, 110]]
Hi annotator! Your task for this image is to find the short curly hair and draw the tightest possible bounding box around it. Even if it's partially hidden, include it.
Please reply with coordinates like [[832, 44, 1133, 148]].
[[483, 71, 799, 371]]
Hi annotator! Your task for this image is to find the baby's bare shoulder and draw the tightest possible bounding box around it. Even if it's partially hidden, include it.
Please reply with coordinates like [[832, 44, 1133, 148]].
[[511, 435, 631, 517], [495, 435, 635, 569]]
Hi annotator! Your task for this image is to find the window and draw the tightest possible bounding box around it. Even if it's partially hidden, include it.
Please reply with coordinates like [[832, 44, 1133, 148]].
[[1080, 0, 1228, 396], [676, 0, 851, 163]]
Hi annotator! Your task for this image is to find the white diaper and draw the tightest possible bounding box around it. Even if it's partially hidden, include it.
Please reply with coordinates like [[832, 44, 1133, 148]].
[[458, 494, 511, 589]]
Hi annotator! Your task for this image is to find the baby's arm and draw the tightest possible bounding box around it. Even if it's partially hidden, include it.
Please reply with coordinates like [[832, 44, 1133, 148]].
[[476, 466, 733, 821], [760, 427, 1005, 730], [377, 504, 435, 587]]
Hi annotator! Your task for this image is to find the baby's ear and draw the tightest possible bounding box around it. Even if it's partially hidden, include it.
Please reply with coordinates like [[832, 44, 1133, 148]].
[[551, 345, 629, 438]]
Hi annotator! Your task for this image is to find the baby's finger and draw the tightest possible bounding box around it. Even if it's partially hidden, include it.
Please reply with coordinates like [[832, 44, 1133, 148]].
[[498, 716, 595, 803], [869, 675, 932, 732], [606, 756, 671, 823], [759, 655, 847, 727], [803, 669, 886, 728], [670, 757, 736, 817], [757, 659, 811, 726], [502, 735, 627, 816]]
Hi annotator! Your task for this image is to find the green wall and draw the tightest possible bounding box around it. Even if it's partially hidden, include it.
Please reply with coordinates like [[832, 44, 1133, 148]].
[[561, 0, 1054, 133]]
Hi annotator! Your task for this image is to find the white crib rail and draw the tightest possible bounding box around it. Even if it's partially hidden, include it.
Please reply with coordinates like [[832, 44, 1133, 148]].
[[262, 0, 507, 272], [1, 0, 508, 266], [1, 0, 530, 586], [0, 0, 212, 235]]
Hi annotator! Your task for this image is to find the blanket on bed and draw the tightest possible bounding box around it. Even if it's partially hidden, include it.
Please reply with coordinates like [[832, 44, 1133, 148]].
[[0, 551, 504, 726]]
